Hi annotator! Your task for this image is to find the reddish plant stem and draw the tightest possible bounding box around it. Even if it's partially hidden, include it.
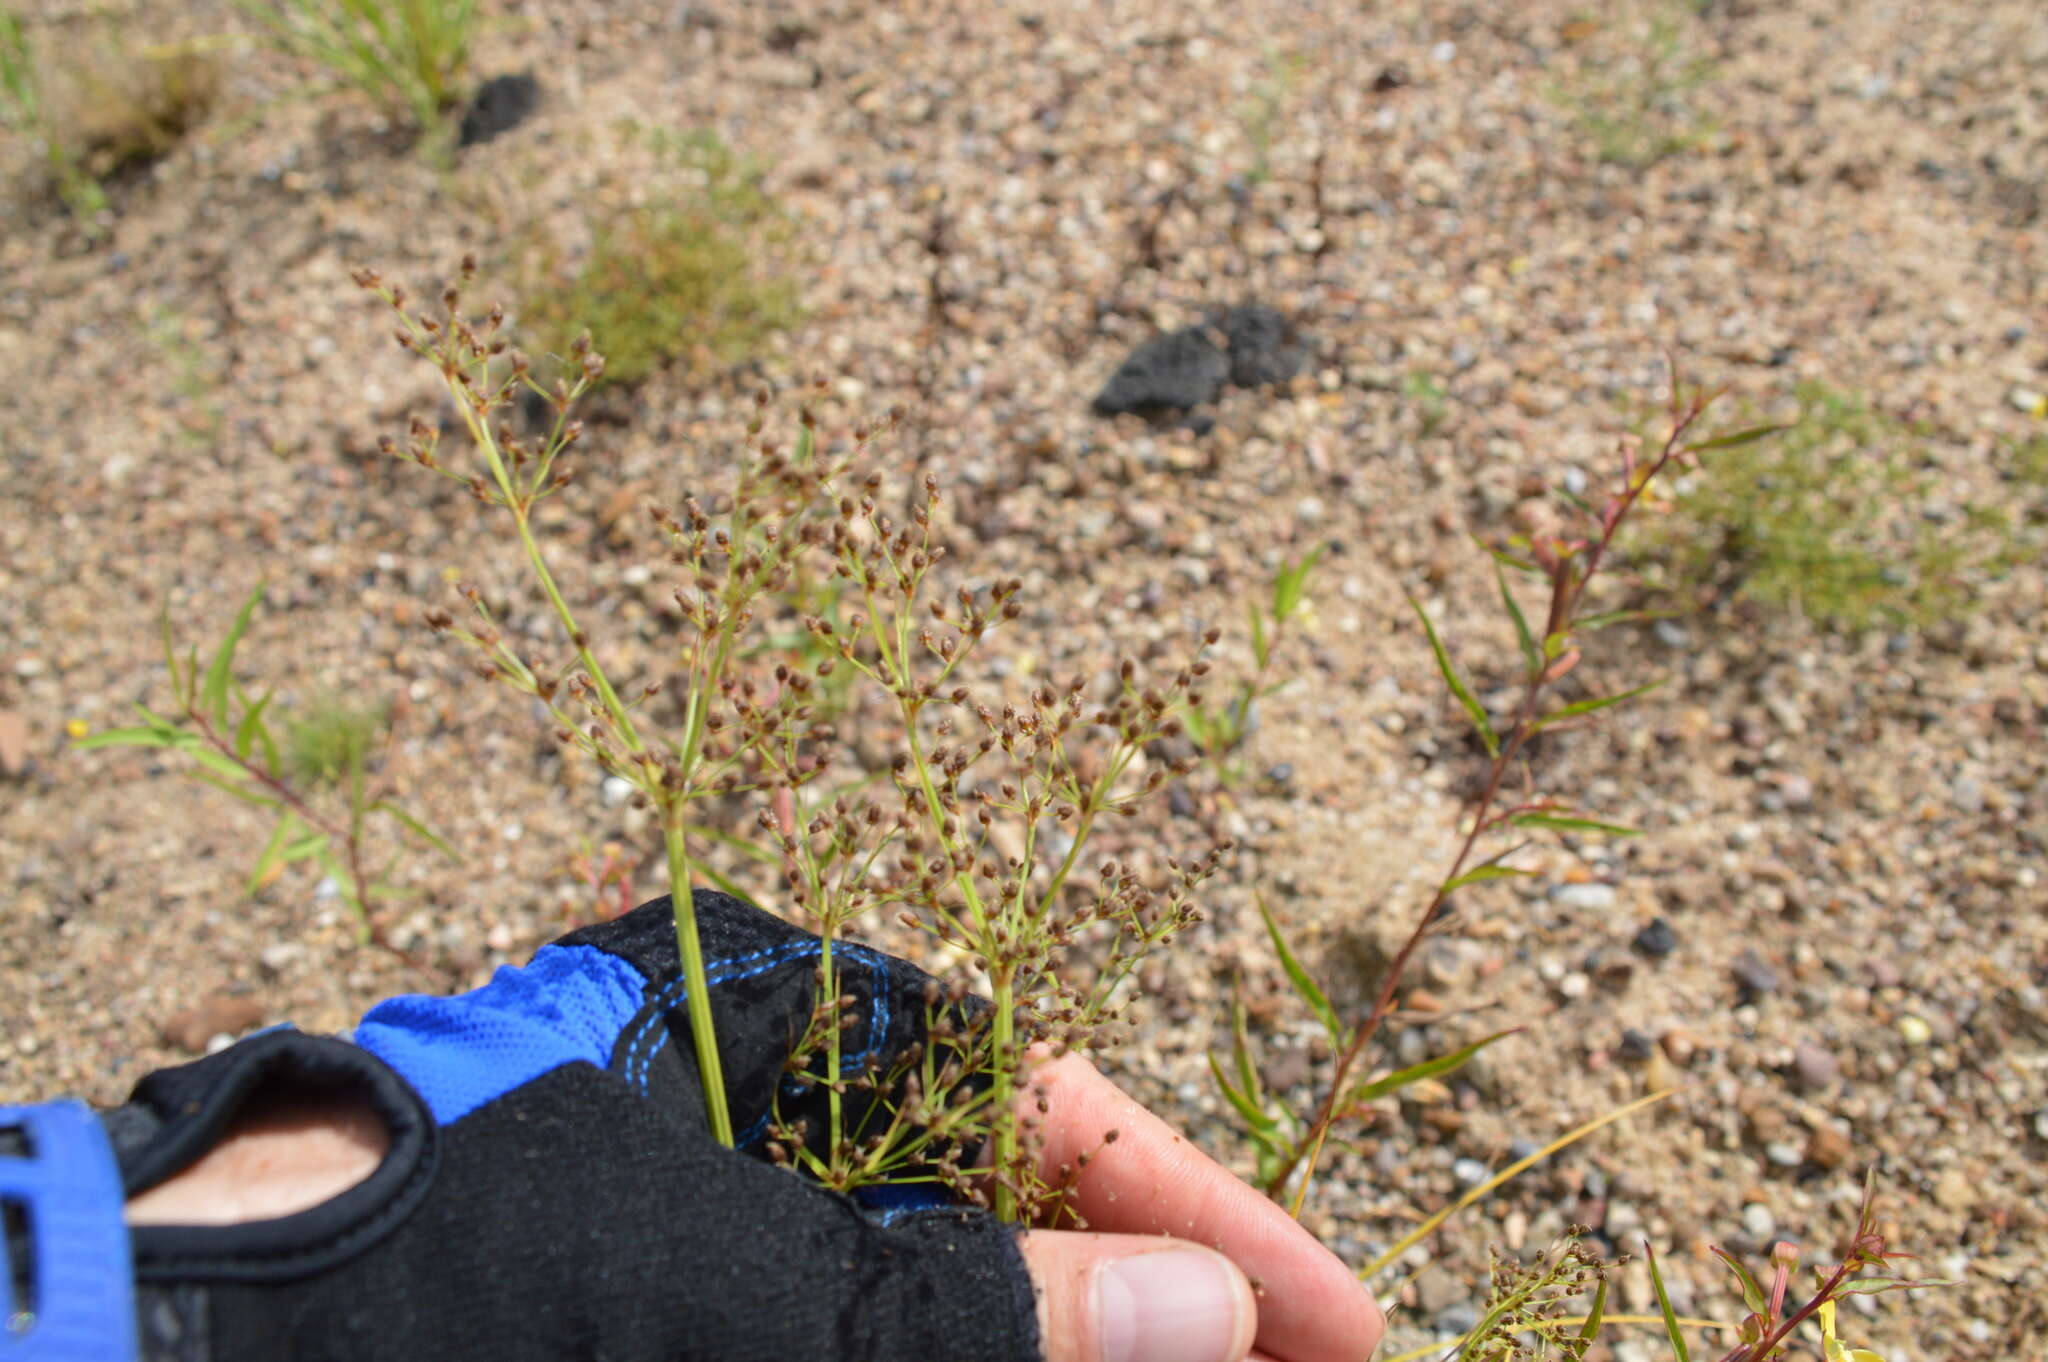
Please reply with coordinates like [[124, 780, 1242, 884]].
[[1262, 385, 1714, 1201], [183, 707, 434, 976]]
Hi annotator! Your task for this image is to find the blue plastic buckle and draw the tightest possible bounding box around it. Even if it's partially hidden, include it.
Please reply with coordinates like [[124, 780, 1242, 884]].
[[0, 1101, 137, 1360]]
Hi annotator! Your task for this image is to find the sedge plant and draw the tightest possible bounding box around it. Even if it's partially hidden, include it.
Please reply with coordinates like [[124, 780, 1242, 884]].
[[354, 260, 1218, 1204], [235, 0, 475, 145]]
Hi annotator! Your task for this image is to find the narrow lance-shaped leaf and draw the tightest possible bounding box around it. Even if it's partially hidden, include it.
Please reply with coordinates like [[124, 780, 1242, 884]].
[[235, 689, 276, 765], [201, 583, 267, 726], [1272, 545, 1325, 623], [71, 726, 181, 751], [280, 828, 328, 863], [188, 769, 282, 811], [1576, 607, 1676, 633], [1645, 1242, 1693, 1362], [1407, 592, 1498, 758], [1527, 680, 1666, 734], [371, 799, 461, 862], [1207, 1052, 1282, 1136], [1230, 995, 1265, 1108], [1248, 596, 1271, 671], [1348, 1028, 1516, 1106], [248, 810, 306, 892], [1511, 811, 1642, 837], [1259, 898, 1346, 1049], [1830, 1276, 1958, 1298], [1711, 1246, 1769, 1318], [159, 601, 184, 701], [1685, 423, 1785, 453], [1497, 561, 1540, 680], [1575, 1275, 1608, 1351], [1440, 863, 1531, 893]]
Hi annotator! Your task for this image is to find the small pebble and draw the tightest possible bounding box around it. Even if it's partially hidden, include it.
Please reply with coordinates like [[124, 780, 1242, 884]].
[[601, 776, 634, 807], [1732, 950, 1780, 1000], [1741, 1203, 1776, 1239], [1452, 1158, 1489, 1188], [1552, 882, 1617, 911], [1633, 917, 1680, 956], [1805, 1125, 1853, 1170], [1433, 1303, 1480, 1337], [1558, 971, 1590, 999], [1764, 1140, 1804, 1168], [1617, 1028, 1656, 1062], [1897, 1014, 1933, 1046], [1791, 1042, 1841, 1092]]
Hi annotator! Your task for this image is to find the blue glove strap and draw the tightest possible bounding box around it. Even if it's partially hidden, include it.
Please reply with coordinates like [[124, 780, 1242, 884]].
[[0, 1101, 137, 1361]]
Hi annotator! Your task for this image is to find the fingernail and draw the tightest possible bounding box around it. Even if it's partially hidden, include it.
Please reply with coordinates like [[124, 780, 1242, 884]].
[[1099, 1249, 1249, 1362]]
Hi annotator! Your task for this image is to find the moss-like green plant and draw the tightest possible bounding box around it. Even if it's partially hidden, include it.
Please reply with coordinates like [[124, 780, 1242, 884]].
[[516, 127, 802, 389], [1635, 382, 2012, 631]]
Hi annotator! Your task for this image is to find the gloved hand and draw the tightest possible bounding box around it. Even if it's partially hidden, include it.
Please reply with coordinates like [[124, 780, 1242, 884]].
[[5, 891, 1382, 1362]]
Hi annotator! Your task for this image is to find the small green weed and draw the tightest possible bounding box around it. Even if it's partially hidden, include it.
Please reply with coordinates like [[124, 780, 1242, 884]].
[[75, 585, 459, 958], [1549, 3, 1716, 168], [1404, 369, 1450, 437], [235, 0, 474, 142], [2, 15, 219, 229], [1238, 46, 1305, 186], [1184, 545, 1323, 783], [515, 126, 802, 389], [1635, 382, 2015, 631]]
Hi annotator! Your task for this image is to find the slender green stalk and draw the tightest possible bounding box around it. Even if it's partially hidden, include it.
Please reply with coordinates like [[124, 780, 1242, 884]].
[[433, 341, 736, 1147], [664, 800, 732, 1145]]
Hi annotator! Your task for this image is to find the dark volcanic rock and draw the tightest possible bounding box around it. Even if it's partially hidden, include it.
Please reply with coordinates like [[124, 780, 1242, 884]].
[[1092, 327, 1230, 416], [1211, 303, 1309, 387], [460, 73, 542, 148], [1092, 303, 1309, 419]]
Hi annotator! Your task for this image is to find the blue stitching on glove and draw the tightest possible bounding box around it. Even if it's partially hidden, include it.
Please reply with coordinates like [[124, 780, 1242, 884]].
[[624, 941, 894, 1093]]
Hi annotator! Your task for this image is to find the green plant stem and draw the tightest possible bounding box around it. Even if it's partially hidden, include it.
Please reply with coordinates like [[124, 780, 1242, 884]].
[[663, 797, 733, 1146], [441, 362, 735, 1147]]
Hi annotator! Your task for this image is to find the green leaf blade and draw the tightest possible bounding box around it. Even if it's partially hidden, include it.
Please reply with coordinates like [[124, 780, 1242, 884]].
[[70, 726, 180, 751], [1527, 680, 1665, 734], [1645, 1242, 1693, 1362], [1510, 811, 1642, 837], [1440, 863, 1530, 893], [1348, 1028, 1517, 1106], [1407, 593, 1498, 758], [1259, 898, 1345, 1049], [201, 583, 267, 726], [1497, 562, 1540, 679]]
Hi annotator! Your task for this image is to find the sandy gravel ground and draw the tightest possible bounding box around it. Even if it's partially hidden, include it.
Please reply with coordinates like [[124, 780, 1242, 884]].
[[3, 1, 2045, 1357]]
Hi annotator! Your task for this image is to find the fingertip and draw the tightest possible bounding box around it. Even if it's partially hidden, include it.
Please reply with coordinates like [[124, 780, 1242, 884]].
[[1020, 1230, 1258, 1362]]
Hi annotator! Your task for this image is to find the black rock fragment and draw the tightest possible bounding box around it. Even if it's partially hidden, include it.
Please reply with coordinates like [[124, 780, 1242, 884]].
[[1212, 303, 1309, 388], [1091, 303, 1310, 421], [1092, 327, 1231, 417], [1632, 916, 1680, 957], [459, 73, 542, 148]]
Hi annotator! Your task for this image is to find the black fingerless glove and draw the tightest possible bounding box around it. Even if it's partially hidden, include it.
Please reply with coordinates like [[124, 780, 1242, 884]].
[[2, 892, 1038, 1362]]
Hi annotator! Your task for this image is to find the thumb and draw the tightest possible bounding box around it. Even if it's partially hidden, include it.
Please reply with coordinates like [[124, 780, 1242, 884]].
[[1017, 1229, 1260, 1362]]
